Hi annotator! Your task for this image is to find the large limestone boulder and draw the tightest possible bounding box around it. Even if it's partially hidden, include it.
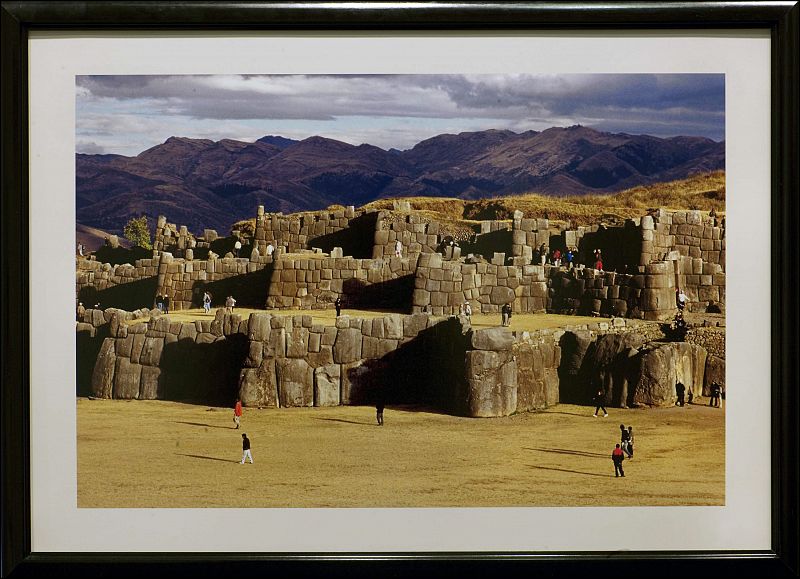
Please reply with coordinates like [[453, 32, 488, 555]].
[[629, 342, 708, 406], [113, 357, 141, 399], [470, 327, 513, 351], [90, 337, 116, 398], [465, 350, 517, 417], [139, 366, 163, 399], [238, 359, 278, 407], [333, 328, 363, 364], [276, 358, 313, 407], [314, 365, 341, 406]]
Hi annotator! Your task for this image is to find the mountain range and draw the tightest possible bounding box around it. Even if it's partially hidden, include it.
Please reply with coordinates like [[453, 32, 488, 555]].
[[76, 125, 724, 235]]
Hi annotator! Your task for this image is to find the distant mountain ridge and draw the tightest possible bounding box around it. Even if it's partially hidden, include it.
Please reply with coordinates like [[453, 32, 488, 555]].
[[76, 126, 724, 235]]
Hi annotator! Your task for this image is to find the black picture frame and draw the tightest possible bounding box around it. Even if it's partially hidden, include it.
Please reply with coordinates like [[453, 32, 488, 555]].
[[1, 2, 797, 578]]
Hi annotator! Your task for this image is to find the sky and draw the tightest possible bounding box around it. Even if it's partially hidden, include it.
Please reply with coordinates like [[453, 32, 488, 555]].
[[76, 74, 725, 156]]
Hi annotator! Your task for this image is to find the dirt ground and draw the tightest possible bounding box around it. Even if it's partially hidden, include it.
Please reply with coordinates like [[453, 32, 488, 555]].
[[77, 399, 724, 508]]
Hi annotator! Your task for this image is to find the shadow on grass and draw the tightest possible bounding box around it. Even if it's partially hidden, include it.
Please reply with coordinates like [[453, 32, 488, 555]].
[[310, 417, 374, 426], [175, 421, 235, 430], [541, 410, 596, 418], [529, 465, 616, 478], [176, 453, 240, 464], [525, 447, 609, 459]]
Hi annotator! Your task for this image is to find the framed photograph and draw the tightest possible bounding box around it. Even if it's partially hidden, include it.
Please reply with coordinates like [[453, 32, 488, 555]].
[[2, 1, 797, 577]]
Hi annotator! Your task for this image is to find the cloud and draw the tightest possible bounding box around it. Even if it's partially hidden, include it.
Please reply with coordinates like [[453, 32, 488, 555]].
[[76, 74, 725, 155]]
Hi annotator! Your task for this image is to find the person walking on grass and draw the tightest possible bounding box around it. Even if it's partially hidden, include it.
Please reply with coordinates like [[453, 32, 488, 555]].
[[592, 388, 608, 417], [612, 443, 625, 477], [163, 293, 170, 314], [626, 426, 635, 458], [335, 297, 342, 317], [240, 433, 253, 464], [203, 291, 212, 314], [710, 382, 722, 408], [233, 399, 242, 429], [620, 424, 632, 458]]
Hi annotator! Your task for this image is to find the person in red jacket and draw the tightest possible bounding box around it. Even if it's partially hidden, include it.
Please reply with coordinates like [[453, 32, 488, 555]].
[[612, 443, 626, 477], [233, 399, 242, 429]]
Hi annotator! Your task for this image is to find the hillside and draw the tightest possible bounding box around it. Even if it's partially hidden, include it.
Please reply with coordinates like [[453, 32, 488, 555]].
[[76, 126, 724, 235]]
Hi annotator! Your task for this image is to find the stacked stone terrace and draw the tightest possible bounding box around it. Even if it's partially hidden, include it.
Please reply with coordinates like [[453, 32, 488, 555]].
[[81, 306, 724, 416], [77, 204, 725, 318]]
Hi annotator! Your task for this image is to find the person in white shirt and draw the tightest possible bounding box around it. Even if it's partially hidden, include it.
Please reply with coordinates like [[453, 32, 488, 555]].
[[265, 243, 274, 256], [394, 239, 403, 258], [676, 288, 688, 311]]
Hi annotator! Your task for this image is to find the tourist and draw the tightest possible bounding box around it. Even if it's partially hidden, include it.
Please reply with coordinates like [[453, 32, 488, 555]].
[[501, 302, 512, 327], [266, 242, 275, 256], [592, 388, 608, 417], [464, 301, 472, 320], [395, 239, 403, 258], [612, 443, 625, 477], [532, 247, 541, 266], [233, 399, 242, 429], [234, 239, 242, 257], [335, 297, 342, 317], [76, 242, 84, 257], [676, 381, 686, 407], [676, 287, 688, 311], [240, 433, 253, 464], [626, 426, 635, 458], [376, 394, 385, 427], [225, 295, 236, 314], [710, 382, 722, 408], [594, 253, 603, 271], [155, 294, 164, 311], [539, 244, 547, 266], [565, 248, 574, 268], [76, 301, 85, 321], [163, 293, 170, 314], [203, 291, 212, 314], [552, 248, 561, 267], [458, 303, 465, 316], [620, 424, 632, 457]]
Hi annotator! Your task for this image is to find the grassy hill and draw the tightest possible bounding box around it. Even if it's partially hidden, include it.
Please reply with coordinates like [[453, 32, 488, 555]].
[[232, 171, 724, 236]]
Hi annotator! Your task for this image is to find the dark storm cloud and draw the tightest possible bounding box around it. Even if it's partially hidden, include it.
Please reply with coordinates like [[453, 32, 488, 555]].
[[78, 74, 724, 137]]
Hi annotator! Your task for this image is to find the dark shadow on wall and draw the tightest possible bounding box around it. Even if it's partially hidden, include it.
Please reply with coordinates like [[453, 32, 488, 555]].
[[463, 229, 512, 261], [159, 333, 249, 406], [341, 275, 414, 312], [310, 212, 380, 258], [193, 264, 274, 309], [578, 222, 642, 272], [78, 276, 158, 311], [343, 317, 471, 416], [76, 325, 110, 396], [91, 245, 150, 267]]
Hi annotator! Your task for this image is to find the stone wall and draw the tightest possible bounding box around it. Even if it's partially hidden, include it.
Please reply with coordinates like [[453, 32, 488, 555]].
[[155, 253, 274, 311], [412, 254, 677, 320], [253, 204, 366, 255], [76, 258, 159, 298], [674, 255, 726, 311], [372, 211, 445, 259], [153, 215, 202, 258], [266, 255, 418, 310], [652, 210, 725, 269]]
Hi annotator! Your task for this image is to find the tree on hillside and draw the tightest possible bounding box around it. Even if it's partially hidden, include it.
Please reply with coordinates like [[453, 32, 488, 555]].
[[123, 216, 152, 250]]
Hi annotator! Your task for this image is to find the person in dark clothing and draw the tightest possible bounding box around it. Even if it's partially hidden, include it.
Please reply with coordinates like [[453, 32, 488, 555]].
[[620, 424, 632, 458], [501, 302, 513, 327], [155, 294, 164, 311], [592, 389, 608, 417], [335, 297, 342, 317], [163, 294, 170, 314], [532, 248, 541, 266], [612, 444, 625, 477], [240, 433, 253, 464], [376, 400, 384, 426], [626, 426, 635, 458], [676, 382, 686, 407], [710, 383, 722, 408]]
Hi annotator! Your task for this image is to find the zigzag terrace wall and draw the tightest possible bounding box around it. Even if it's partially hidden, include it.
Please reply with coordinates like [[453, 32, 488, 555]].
[[81, 307, 723, 417]]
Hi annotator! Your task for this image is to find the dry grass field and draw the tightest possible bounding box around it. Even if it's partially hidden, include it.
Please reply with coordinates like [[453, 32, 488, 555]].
[[77, 398, 724, 508], [126, 308, 609, 333]]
